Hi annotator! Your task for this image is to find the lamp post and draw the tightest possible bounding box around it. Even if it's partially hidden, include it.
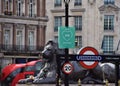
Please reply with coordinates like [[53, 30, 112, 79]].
[[64, 0, 70, 27], [63, 0, 70, 86]]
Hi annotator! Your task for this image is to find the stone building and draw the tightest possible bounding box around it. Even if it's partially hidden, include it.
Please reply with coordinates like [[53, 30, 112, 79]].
[[0, 0, 48, 67], [46, 0, 120, 54]]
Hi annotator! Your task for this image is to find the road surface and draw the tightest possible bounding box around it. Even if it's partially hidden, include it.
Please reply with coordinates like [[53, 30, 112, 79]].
[[17, 83, 115, 86]]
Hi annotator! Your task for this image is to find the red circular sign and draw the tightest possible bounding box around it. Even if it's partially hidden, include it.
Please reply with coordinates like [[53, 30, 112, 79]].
[[62, 62, 74, 74], [78, 46, 99, 69]]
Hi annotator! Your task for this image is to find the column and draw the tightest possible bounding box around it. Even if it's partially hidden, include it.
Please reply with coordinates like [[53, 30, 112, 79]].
[[13, 0, 16, 15], [37, 25, 45, 49], [39, 26, 45, 46], [13, 24, 16, 47], [37, 25, 40, 49], [25, 24, 28, 50], [37, 0, 40, 17], [0, 23, 3, 45], [0, 0, 1, 14], [37, 0, 45, 17], [1, 0, 3, 14], [0, 23, 2, 45], [41, 0, 45, 16], [0, 23, 3, 69], [25, 0, 28, 16]]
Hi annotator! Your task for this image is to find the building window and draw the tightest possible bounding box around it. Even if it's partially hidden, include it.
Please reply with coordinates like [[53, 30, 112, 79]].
[[101, 35, 114, 53], [29, 0, 35, 17], [17, 0, 23, 16], [104, 0, 114, 5], [16, 30, 23, 50], [54, 0, 62, 7], [4, 30, 10, 49], [15, 58, 26, 63], [54, 36, 58, 43], [75, 36, 82, 48], [104, 15, 114, 31], [104, 15, 114, 30], [4, 0, 12, 15], [28, 31, 35, 50], [74, 0, 82, 6], [74, 16, 82, 31], [54, 16, 62, 31]]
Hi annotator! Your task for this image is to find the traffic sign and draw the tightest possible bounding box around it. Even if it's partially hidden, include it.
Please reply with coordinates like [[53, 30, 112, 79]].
[[62, 62, 74, 74], [78, 46, 99, 69], [58, 26, 75, 48]]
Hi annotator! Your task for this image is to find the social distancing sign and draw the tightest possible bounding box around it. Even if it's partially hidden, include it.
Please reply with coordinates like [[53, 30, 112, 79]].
[[58, 26, 75, 49]]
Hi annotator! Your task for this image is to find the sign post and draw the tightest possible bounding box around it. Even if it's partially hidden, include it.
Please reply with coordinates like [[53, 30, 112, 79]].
[[58, 26, 75, 86]]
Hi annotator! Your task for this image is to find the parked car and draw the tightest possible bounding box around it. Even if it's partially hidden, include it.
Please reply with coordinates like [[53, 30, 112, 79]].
[[0, 59, 44, 86]]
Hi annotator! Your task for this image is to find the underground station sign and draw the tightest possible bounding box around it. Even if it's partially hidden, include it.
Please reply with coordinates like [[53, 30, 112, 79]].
[[58, 46, 120, 69], [78, 46, 99, 69], [58, 54, 120, 70], [60, 54, 102, 69], [59, 46, 102, 69], [58, 54, 120, 63], [56, 46, 120, 86]]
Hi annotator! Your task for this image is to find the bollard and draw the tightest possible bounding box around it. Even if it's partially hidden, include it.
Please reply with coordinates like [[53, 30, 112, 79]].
[[105, 79, 109, 86], [78, 79, 81, 86], [59, 78, 61, 86], [118, 80, 120, 86]]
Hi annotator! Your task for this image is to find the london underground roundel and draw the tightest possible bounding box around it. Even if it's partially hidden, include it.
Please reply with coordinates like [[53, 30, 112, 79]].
[[78, 46, 99, 69]]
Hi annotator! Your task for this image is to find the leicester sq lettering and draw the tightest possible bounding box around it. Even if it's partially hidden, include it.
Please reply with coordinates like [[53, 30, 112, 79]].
[[76, 55, 102, 61]]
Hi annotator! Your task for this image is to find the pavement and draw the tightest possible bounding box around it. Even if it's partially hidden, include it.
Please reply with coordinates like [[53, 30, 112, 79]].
[[16, 83, 115, 86]]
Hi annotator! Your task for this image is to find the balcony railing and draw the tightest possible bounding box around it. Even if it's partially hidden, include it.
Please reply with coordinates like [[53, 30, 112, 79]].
[[4, 11, 12, 15], [0, 44, 44, 53]]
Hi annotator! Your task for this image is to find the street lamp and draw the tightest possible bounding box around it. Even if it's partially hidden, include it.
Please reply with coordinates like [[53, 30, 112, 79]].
[[64, 0, 70, 4], [63, 0, 70, 86]]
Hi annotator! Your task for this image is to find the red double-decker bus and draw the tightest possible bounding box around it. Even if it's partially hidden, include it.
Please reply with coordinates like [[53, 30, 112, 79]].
[[1, 64, 26, 86], [23, 60, 44, 79], [1, 60, 44, 86]]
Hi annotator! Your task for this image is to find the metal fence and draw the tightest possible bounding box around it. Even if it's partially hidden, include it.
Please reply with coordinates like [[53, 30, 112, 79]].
[[0, 44, 44, 52]]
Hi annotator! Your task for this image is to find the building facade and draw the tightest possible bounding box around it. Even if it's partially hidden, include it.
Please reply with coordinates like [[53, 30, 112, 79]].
[[0, 0, 48, 67], [46, 0, 120, 54]]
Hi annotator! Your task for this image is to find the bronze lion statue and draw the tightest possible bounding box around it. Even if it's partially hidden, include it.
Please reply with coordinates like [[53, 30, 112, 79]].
[[18, 40, 117, 84]]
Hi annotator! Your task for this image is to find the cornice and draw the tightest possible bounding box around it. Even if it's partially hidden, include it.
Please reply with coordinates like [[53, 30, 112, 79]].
[[51, 9, 65, 13], [0, 15, 48, 21], [70, 8, 86, 12], [0, 15, 48, 26], [99, 4, 120, 13]]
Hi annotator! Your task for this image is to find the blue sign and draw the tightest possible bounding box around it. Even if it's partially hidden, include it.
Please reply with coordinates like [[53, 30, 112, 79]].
[[57, 54, 103, 61], [75, 55, 102, 61]]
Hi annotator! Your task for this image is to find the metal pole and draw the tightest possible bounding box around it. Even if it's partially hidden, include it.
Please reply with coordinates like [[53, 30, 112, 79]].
[[115, 62, 119, 86], [65, 2, 69, 86], [56, 56, 61, 86]]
